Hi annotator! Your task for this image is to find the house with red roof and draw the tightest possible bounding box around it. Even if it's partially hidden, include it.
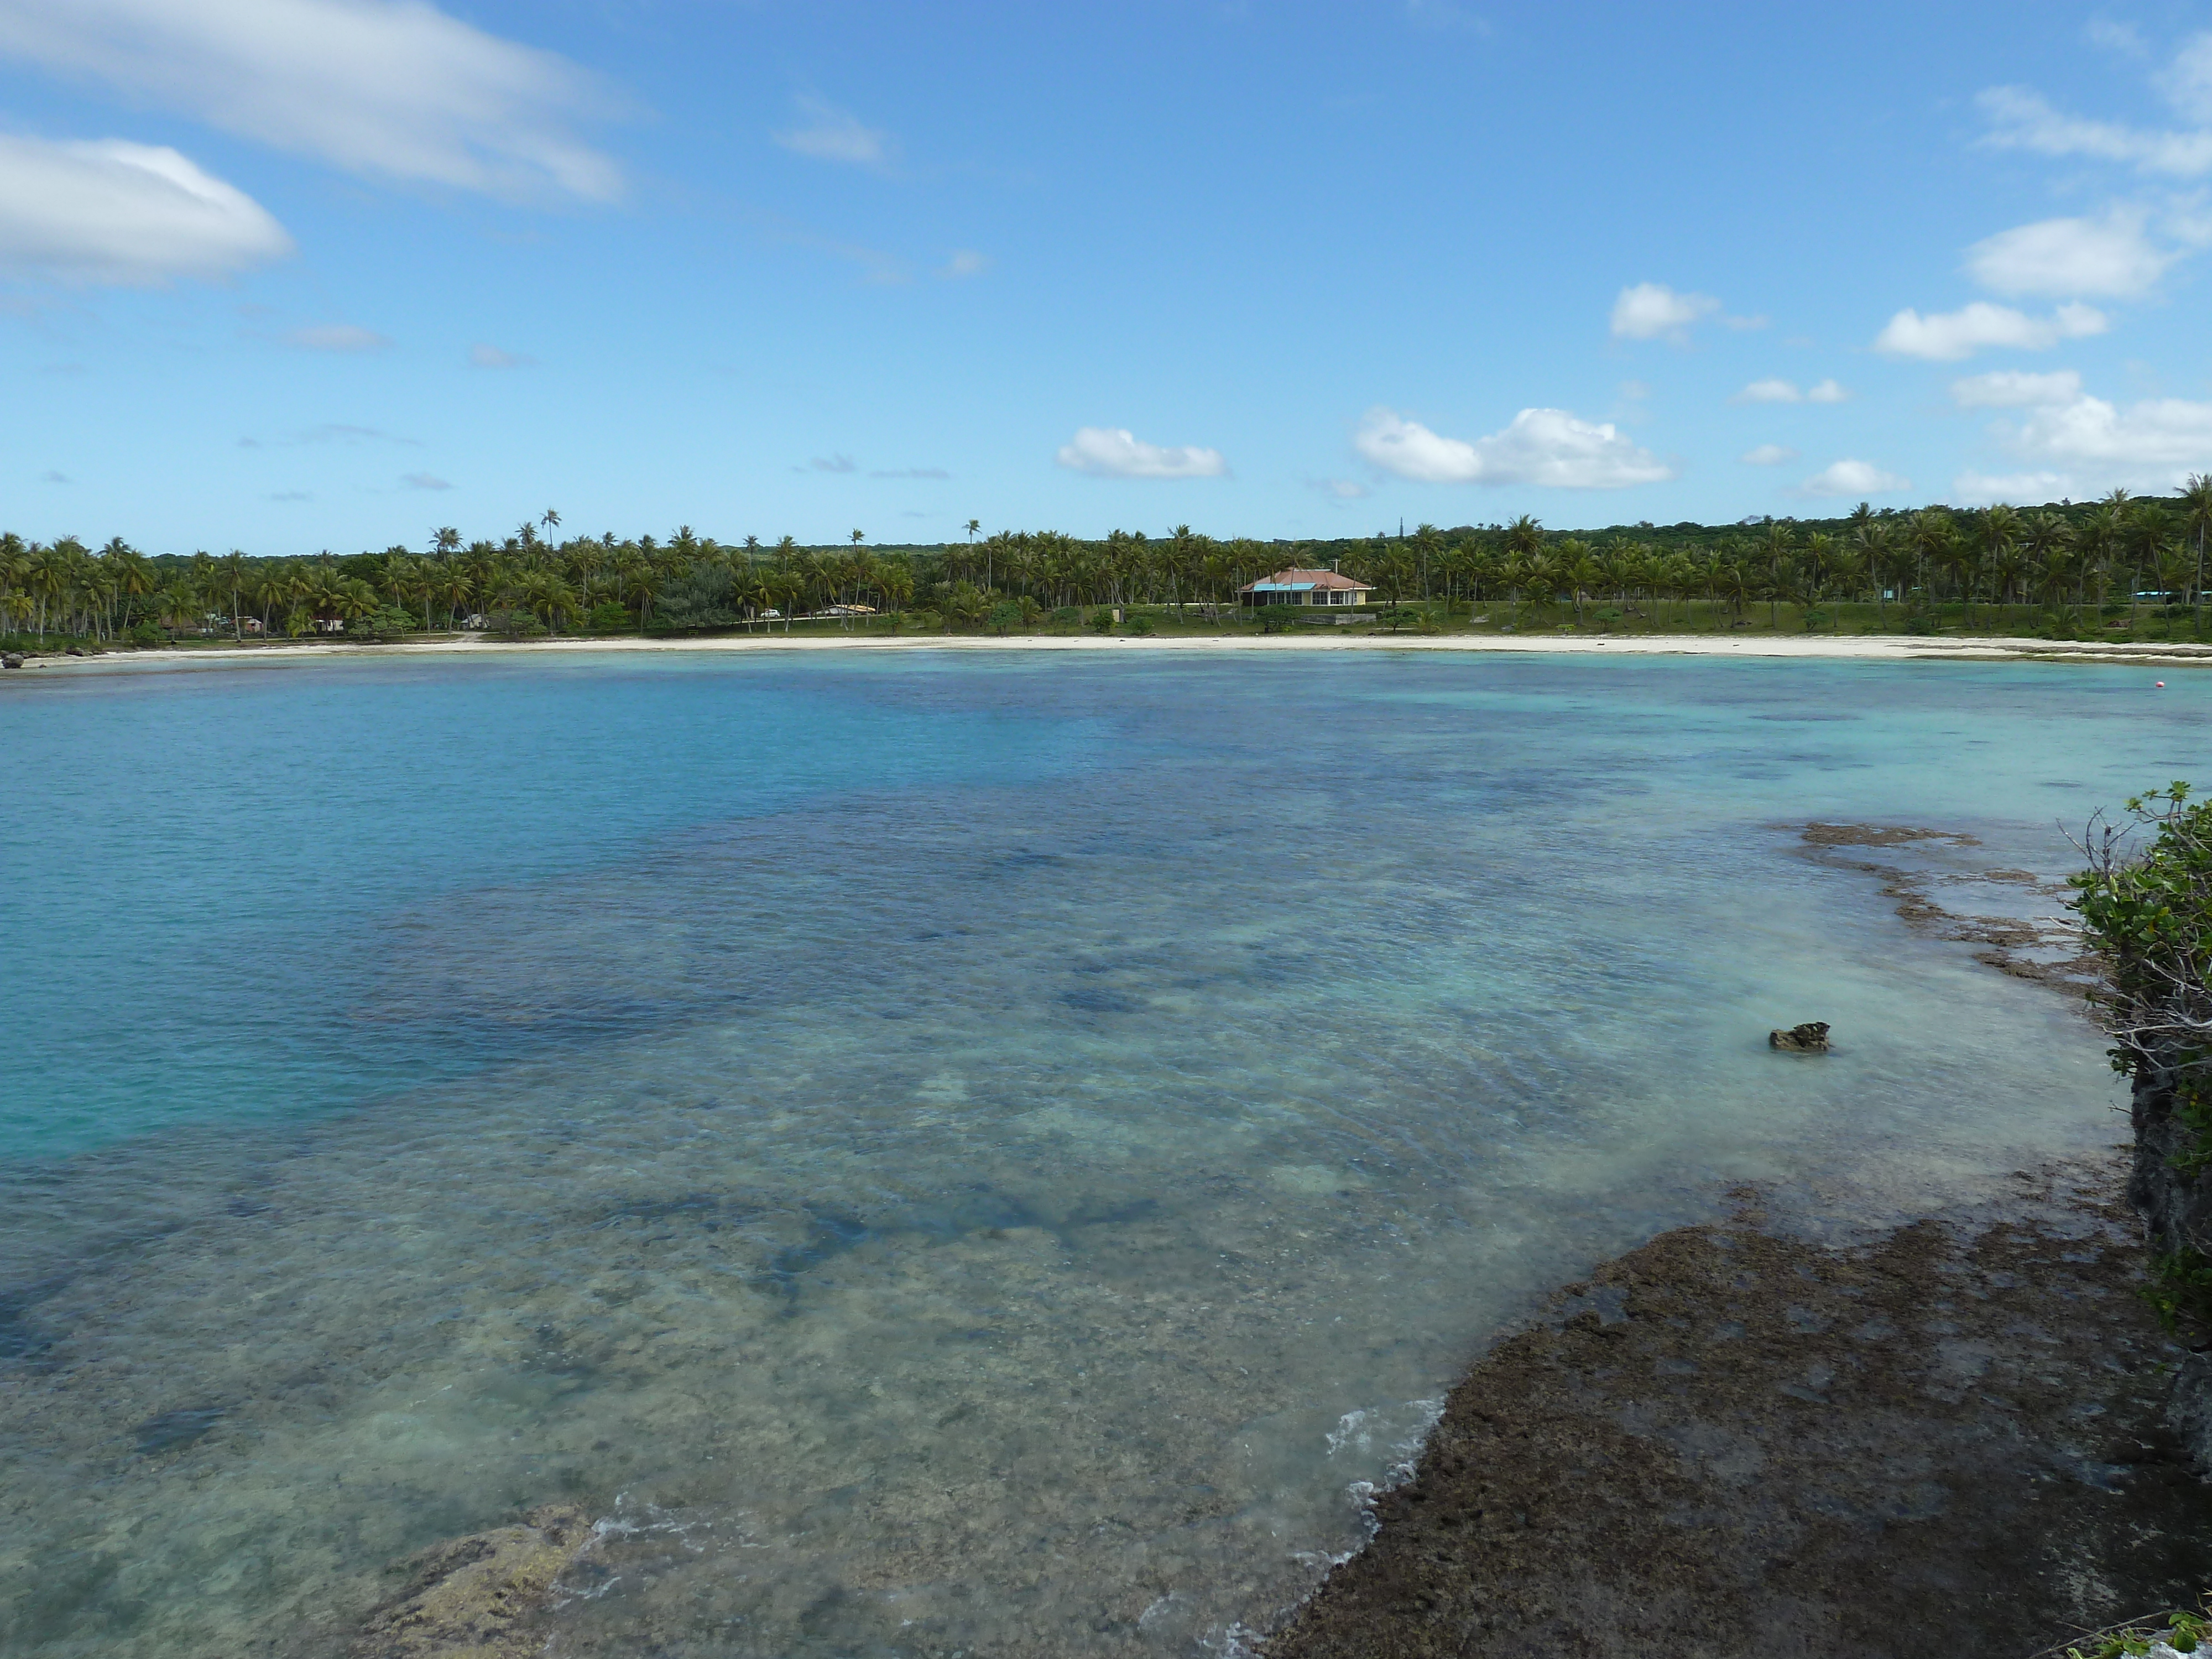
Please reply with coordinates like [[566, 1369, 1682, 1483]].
[[1237, 567, 1375, 608]]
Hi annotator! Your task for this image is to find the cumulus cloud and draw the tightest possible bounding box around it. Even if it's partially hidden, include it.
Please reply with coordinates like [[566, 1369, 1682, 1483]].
[[1806, 378, 1849, 403], [401, 472, 451, 490], [469, 343, 531, 368], [1953, 469, 2073, 504], [941, 249, 988, 278], [286, 322, 389, 351], [1872, 301, 2108, 361], [1950, 369, 2084, 408], [1798, 458, 1910, 496], [0, 135, 291, 283], [1976, 82, 2212, 178], [1966, 208, 2176, 298], [1354, 406, 1673, 488], [1740, 444, 1798, 466], [0, 0, 621, 201], [774, 95, 891, 168], [1313, 477, 1371, 499], [1057, 426, 1228, 479], [1609, 282, 1720, 341], [2007, 393, 2212, 484]]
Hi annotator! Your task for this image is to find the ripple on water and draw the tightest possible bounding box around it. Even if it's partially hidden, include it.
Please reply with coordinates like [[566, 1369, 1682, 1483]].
[[1, 650, 2192, 1656]]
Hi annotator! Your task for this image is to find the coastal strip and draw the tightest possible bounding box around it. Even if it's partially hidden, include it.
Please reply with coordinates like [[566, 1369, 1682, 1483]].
[[13, 630, 2212, 675], [1262, 1159, 2205, 1658]]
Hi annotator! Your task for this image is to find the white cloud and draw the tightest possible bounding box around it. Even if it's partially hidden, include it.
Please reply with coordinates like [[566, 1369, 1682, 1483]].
[[0, 0, 620, 202], [774, 95, 891, 168], [1609, 281, 1720, 341], [1799, 458, 1910, 497], [0, 135, 290, 283], [1872, 300, 2108, 361], [1976, 84, 2212, 178], [941, 249, 988, 278], [401, 471, 452, 490], [1953, 469, 2073, 504], [1741, 444, 1798, 466], [1733, 378, 1845, 405], [2007, 393, 2212, 484], [468, 343, 531, 368], [1056, 427, 1228, 479], [2086, 17, 2146, 57], [2157, 32, 2212, 123], [1966, 208, 2176, 298], [1950, 369, 2083, 408], [1354, 406, 1673, 488], [1735, 378, 1802, 404], [286, 322, 389, 351]]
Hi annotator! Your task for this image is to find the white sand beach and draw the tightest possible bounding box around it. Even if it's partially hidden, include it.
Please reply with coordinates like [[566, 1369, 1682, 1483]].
[[17, 628, 2212, 674]]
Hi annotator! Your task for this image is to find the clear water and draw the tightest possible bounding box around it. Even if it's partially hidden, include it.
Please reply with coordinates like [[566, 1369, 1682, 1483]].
[[0, 649, 2193, 1657]]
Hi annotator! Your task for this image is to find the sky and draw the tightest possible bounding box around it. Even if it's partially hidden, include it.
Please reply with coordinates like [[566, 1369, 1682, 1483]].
[[4, 1, 2212, 554]]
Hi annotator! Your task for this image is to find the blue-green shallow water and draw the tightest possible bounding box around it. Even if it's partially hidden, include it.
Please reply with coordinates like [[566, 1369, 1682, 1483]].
[[0, 648, 2195, 1657]]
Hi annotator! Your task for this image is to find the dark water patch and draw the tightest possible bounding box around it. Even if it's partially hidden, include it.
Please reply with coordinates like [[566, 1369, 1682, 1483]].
[[133, 1406, 226, 1456], [1061, 987, 1141, 1014]]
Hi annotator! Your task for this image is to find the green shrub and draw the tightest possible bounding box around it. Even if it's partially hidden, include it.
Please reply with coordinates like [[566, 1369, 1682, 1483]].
[[487, 608, 546, 639], [353, 606, 418, 643], [585, 601, 633, 633], [2074, 782, 2212, 1333]]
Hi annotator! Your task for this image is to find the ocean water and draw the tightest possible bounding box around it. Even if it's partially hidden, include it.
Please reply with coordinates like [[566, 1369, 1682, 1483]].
[[0, 648, 2196, 1657]]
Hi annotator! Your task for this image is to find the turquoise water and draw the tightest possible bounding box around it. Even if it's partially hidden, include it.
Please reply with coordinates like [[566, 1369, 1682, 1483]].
[[0, 649, 2195, 1656]]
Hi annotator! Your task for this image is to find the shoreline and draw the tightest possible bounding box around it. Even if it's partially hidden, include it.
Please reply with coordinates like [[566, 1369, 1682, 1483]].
[[1263, 1155, 2206, 1658], [11, 628, 2212, 676], [1262, 826, 2209, 1656]]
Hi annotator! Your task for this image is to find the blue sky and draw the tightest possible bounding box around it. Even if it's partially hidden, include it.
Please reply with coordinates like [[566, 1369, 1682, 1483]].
[[4, 1, 2212, 554]]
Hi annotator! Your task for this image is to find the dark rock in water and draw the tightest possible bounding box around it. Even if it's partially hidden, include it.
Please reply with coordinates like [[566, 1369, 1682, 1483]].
[[1770, 1021, 1830, 1052], [2, 654, 22, 669], [349, 1504, 592, 1658], [64, 646, 84, 656]]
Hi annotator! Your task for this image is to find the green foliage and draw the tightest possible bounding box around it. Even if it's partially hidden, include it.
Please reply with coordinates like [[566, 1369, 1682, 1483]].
[[487, 608, 546, 640], [6, 476, 2207, 646], [1124, 612, 1155, 636], [2065, 1604, 2208, 1658], [988, 601, 1022, 635], [353, 606, 418, 643], [2074, 782, 2212, 1331], [1088, 607, 1116, 633], [585, 601, 633, 633]]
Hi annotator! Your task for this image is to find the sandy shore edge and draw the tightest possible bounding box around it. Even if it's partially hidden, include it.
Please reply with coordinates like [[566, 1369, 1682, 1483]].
[[11, 628, 2212, 677]]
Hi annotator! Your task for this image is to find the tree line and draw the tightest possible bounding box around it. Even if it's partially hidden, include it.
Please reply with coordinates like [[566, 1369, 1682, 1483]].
[[6, 479, 2212, 644]]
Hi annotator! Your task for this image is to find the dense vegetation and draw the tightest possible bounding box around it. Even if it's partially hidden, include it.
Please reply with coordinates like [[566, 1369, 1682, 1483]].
[[2074, 783, 2212, 1334], [6, 481, 2212, 649]]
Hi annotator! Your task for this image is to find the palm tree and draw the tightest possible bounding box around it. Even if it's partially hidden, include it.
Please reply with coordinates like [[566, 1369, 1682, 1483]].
[[2182, 473, 2212, 635], [26, 542, 71, 638]]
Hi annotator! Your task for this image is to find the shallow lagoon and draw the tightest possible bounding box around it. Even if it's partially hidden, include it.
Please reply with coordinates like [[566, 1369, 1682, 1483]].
[[0, 649, 2197, 1656]]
